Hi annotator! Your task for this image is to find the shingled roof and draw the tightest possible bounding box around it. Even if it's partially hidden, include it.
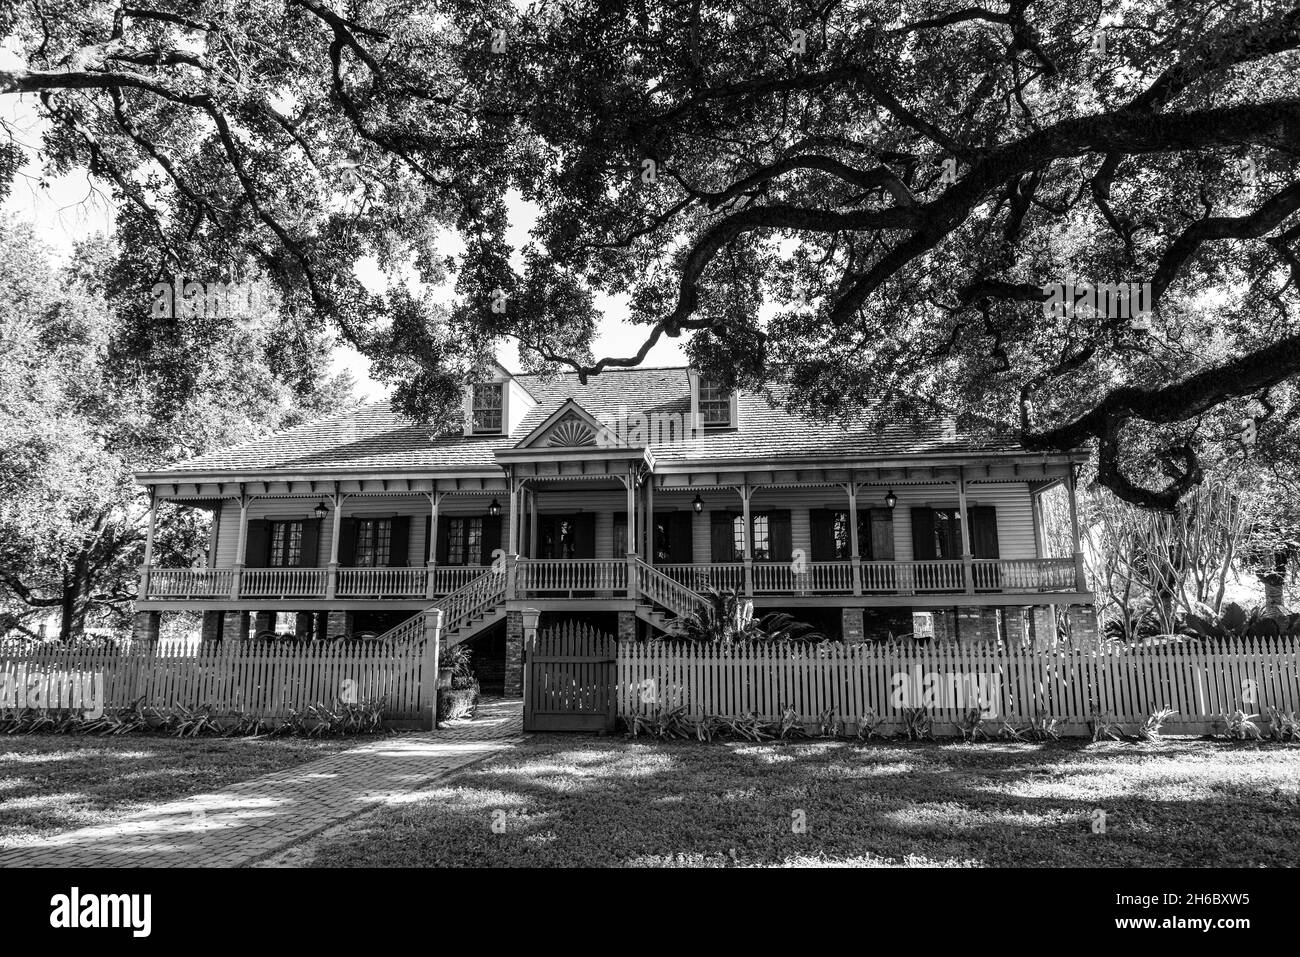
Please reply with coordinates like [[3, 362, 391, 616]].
[[146, 366, 1025, 477]]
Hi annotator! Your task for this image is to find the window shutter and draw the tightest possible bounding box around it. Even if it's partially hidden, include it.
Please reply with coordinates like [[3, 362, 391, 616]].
[[967, 506, 1000, 559], [710, 512, 735, 562], [244, 520, 270, 567], [910, 508, 935, 560], [424, 515, 432, 563], [572, 514, 596, 559], [809, 509, 835, 562], [669, 512, 693, 564], [299, 519, 322, 567], [869, 509, 895, 561], [480, 514, 503, 565], [768, 509, 792, 563], [388, 516, 411, 567], [612, 512, 628, 556], [436, 517, 451, 565], [338, 518, 358, 566]]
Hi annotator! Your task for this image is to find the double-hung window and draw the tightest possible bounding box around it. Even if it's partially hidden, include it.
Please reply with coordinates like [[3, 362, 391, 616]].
[[447, 517, 484, 565], [354, 518, 393, 567], [268, 521, 303, 567], [699, 378, 732, 427], [472, 383, 504, 433]]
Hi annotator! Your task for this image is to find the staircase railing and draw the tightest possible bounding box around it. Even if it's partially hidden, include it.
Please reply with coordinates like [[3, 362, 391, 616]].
[[633, 558, 703, 619], [439, 565, 508, 638], [374, 611, 428, 644], [373, 565, 506, 645]]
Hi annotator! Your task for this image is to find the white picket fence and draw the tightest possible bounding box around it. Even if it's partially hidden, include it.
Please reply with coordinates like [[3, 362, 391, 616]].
[[617, 638, 1300, 735], [0, 639, 430, 724]]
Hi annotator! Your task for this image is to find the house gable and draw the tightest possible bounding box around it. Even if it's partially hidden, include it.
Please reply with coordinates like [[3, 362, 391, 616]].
[[513, 399, 617, 450]]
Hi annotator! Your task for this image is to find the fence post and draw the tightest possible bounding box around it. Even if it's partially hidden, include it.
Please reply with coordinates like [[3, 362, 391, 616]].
[[419, 608, 443, 730]]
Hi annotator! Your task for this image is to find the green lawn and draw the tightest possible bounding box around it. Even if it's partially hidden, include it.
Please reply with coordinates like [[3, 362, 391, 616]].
[[0, 736, 355, 847], [305, 736, 1300, 867]]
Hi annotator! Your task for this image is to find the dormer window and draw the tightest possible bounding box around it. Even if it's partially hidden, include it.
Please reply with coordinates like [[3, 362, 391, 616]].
[[699, 378, 732, 428], [472, 383, 504, 433]]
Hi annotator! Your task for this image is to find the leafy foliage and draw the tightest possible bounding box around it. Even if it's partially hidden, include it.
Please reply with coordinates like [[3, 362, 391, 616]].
[[673, 586, 824, 643], [6, 3, 1300, 506], [0, 221, 351, 640], [1181, 602, 1300, 640]]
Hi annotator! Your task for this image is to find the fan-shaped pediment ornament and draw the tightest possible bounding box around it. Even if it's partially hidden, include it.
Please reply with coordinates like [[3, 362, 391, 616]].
[[546, 417, 598, 447]]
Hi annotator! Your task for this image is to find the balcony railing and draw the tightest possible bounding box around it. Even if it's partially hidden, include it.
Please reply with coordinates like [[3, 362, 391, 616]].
[[141, 556, 1084, 602]]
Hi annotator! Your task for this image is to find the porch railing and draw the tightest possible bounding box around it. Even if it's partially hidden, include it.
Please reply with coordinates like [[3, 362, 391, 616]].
[[140, 556, 1085, 602], [516, 559, 627, 595], [337, 567, 427, 599], [241, 567, 329, 599], [142, 568, 235, 599], [657, 562, 746, 592]]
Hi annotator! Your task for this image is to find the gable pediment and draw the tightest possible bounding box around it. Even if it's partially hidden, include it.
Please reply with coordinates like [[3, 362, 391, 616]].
[[514, 399, 616, 450]]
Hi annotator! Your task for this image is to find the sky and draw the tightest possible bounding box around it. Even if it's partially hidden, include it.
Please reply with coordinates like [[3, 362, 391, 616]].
[[0, 82, 687, 402]]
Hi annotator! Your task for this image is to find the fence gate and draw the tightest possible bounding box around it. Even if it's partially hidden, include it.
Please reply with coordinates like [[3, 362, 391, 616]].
[[525, 621, 617, 731]]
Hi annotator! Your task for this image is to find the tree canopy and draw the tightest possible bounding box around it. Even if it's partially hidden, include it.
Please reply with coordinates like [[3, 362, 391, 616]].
[[0, 218, 350, 639], [4, 1, 1300, 509]]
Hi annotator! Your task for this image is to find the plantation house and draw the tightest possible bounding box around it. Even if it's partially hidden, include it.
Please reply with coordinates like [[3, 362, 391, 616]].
[[132, 365, 1097, 695]]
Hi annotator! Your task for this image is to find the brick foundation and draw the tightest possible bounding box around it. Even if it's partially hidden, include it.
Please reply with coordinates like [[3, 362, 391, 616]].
[[1004, 606, 1031, 647], [1070, 604, 1100, 645], [132, 611, 160, 644], [1031, 606, 1056, 648], [931, 607, 959, 643], [840, 607, 865, 642], [504, 610, 525, 697], [956, 606, 1001, 643], [325, 610, 351, 640], [201, 611, 223, 643], [222, 610, 250, 642]]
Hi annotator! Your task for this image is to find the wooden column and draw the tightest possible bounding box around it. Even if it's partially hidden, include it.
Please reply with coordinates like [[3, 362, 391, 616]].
[[418, 608, 443, 730], [846, 482, 862, 597], [528, 489, 539, 559], [740, 484, 754, 596], [231, 486, 250, 599], [1067, 465, 1087, 591], [508, 474, 520, 555], [327, 483, 344, 599], [957, 470, 974, 595], [625, 470, 638, 598], [140, 488, 158, 598], [425, 492, 440, 600], [644, 475, 655, 563]]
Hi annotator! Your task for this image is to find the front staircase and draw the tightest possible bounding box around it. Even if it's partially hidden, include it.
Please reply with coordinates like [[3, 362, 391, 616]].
[[375, 557, 703, 646]]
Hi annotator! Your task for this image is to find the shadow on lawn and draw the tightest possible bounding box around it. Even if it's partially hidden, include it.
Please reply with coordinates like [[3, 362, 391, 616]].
[[308, 736, 1300, 868]]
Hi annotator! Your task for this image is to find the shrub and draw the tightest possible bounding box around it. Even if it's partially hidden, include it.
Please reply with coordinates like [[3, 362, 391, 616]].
[[437, 681, 479, 722], [954, 708, 989, 742], [1267, 707, 1300, 741], [1088, 710, 1125, 742], [900, 707, 932, 741], [1222, 710, 1264, 741], [1137, 707, 1177, 741]]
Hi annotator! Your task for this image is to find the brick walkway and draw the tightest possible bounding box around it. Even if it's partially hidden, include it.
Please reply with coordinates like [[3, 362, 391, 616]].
[[0, 698, 523, 868]]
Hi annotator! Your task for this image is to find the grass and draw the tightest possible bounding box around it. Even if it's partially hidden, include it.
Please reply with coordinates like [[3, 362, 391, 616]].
[[0, 735, 357, 847], [305, 736, 1300, 867]]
